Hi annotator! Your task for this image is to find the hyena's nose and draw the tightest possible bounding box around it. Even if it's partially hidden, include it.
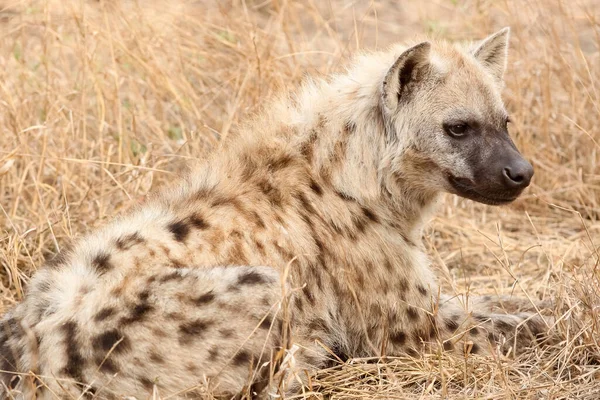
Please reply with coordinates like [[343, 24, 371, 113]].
[[502, 158, 534, 189]]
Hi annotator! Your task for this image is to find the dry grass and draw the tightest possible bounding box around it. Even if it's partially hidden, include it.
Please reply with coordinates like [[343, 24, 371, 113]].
[[0, 0, 598, 398]]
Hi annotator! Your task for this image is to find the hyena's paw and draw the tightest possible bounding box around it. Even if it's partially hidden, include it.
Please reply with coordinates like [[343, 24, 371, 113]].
[[443, 312, 554, 356]]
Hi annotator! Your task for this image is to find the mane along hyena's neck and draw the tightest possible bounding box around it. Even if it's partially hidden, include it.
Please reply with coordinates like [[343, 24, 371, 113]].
[[225, 48, 440, 242]]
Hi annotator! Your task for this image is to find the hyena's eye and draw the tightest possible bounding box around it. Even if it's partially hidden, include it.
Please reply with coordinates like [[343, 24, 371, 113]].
[[444, 123, 469, 138]]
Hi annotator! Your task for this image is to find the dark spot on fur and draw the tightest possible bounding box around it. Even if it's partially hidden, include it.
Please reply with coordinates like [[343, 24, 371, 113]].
[[121, 303, 153, 325], [190, 215, 210, 230], [384, 259, 394, 272], [97, 357, 118, 374], [115, 232, 145, 250], [344, 121, 356, 135], [94, 307, 116, 322], [237, 270, 268, 286], [208, 347, 219, 361], [361, 207, 379, 223], [470, 343, 481, 354], [390, 331, 406, 346], [61, 321, 85, 381], [255, 240, 266, 256], [398, 278, 409, 293], [260, 315, 273, 330], [192, 291, 215, 306], [186, 362, 199, 374], [309, 179, 323, 196], [152, 327, 168, 338], [352, 213, 368, 234], [443, 341, 454, 351], [406, 307, 419, 321], [168, 220, 190, 242], [93, 329, 130, 354], [159, 271, 183, 283], [262, 296, 271, 307], [233, 350, 251, 366], [331, 342, 349, 364], [149, 351, 165, 364], [92, 253, 113, 274], [231, 230, 243, 239], [473, 314, 489, 323], [300, 131, 317, 162], [211, 196, 233, 208], [258, 179, 283, 207], [138, 290, 151, 302], [178, 319, 213, 345], [268, 154, 294, 171], [355, 270, 365, 289], [469, 326, 480, 336], [297, 192, 317, 216], [417, 285, 427, 296], [140, 377, 154, 390], [251, 212, 266, 229], [294, 296, 304, 313], [444, 317, 459, 331]]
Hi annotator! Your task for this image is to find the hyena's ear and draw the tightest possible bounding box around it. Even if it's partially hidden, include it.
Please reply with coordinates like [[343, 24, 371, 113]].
[[382, 42, 431, 113], [471, 27, 510, 84]]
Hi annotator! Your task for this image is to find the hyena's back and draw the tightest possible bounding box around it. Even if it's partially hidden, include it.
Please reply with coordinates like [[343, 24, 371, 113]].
[[1, 263, 284, 398]]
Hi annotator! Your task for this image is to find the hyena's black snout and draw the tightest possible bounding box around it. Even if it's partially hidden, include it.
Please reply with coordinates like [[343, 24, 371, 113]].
[[449, 137, 535, 205], [501, 155, 533, 190]]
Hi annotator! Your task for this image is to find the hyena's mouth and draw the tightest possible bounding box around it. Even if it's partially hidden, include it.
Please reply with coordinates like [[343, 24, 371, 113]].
[[447, 175, 522, 205]]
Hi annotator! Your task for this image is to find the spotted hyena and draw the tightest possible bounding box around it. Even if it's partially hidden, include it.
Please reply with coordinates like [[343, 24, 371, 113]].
[[1, 28, 550, 399]]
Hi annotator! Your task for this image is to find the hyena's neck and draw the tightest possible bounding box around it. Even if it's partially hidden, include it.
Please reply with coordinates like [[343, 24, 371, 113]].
[[245, 52, 441, 244]]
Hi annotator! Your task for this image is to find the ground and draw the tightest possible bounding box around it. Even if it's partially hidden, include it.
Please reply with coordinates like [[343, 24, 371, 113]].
[[0, 0, 598, 398]]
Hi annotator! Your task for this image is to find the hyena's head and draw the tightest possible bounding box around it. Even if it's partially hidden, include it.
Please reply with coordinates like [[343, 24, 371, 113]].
[[381, 28, 533, 205]]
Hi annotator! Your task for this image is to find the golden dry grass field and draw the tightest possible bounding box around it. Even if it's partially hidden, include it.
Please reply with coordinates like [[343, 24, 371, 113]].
[[0, 0, 599, 398]]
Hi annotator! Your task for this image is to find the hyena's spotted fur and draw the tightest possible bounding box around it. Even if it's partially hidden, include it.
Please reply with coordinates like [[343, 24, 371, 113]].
[[1, 28, 551, 399]]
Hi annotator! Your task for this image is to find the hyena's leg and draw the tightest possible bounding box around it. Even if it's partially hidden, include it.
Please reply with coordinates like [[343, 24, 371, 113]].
[[267, 298, 347, 398], [2, 266, 290, 400], [268, 338, 334, 398], [462, 293, 554, 315], [432, 294, 554, 356]]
